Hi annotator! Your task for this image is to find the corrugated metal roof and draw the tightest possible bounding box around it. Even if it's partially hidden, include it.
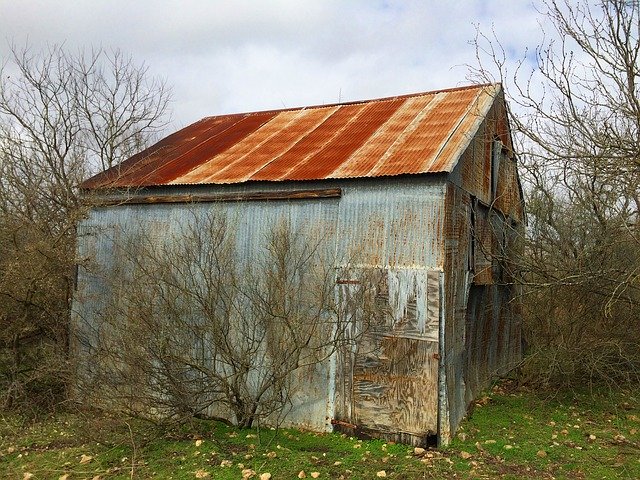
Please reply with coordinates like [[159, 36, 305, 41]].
[[81, 83, 501, 189]]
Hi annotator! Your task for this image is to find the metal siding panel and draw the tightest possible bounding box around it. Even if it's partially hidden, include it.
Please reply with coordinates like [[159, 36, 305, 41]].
[[443, 183, 470, 438], [74, 177, 449, 440], [442, 182, 522, 441], [335, 178, 446, 269], [74, 191, 340, 432], [473, 204, 494, 285], [495, 158, 524, 222]]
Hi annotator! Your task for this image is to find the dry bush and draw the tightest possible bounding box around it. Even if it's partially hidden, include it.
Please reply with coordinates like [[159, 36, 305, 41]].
[[75, 211, 376, 428], [471, 0, 640, 389]]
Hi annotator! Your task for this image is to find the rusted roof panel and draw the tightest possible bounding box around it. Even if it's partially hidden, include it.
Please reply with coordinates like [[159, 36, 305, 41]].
[[81, 83, 501, 189], [247, 105, 351, 181], [286, 98, 406, 180]]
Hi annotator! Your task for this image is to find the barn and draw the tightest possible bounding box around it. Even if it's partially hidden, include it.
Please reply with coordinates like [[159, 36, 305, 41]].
[[73, 83, 524, 446]]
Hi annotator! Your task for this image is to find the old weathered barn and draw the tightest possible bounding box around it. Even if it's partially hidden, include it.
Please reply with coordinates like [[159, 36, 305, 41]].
[[73, 83, 524, 445]]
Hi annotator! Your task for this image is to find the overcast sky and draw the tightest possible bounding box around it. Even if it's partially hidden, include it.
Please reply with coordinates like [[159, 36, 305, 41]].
[[0, 1, 545, 130]]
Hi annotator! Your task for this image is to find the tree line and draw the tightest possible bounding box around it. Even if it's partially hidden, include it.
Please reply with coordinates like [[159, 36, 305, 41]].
[[0, 44, 171, 411]]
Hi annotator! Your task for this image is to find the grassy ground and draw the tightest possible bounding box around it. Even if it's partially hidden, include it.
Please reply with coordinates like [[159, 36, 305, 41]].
[[1, 384, 639, 479]]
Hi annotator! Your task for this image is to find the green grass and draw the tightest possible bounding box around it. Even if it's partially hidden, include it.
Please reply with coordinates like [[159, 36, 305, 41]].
[[1, 384, 639, 479]]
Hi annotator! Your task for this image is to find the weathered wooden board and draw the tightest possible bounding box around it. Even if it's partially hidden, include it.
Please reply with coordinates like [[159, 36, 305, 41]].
[[334, 268, 441, 441]]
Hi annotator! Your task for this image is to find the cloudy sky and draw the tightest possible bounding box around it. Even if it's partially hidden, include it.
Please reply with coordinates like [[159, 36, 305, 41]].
[[0, 1, 545, 130]]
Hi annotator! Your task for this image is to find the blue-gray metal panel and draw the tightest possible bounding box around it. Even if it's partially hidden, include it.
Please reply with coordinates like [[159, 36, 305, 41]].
[[73, 175, 448, 434]]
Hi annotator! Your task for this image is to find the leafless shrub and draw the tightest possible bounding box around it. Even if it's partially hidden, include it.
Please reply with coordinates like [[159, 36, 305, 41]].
[[76, 210, 376, 428]]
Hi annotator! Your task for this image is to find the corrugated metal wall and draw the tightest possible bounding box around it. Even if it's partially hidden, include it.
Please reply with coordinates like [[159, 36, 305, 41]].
[[441, 90, 524, 442], [73, 177, 448, 442], [75, 134, 523, 445]]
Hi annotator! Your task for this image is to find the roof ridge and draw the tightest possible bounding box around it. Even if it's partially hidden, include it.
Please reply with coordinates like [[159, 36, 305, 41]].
[[198, 82, 499, 121]]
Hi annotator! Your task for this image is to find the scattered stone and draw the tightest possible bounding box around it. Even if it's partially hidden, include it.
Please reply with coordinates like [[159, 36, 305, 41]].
[[298, 471, 307, 479], [503, 445, 513, 450], [195, 439, 203, 447], [414, 447, 426, 455], [220, 460, 232, 467], [536, 450, 547, 458], [311, 472, 320, 478], [460, 451, 472, 460], [260, 474, 272, 480], [195, 469, 210, 479], [266, 451, 277, 459], [588, 434, 596, 441], [376, 471, 387, 478], [79, 454, 93, 464]]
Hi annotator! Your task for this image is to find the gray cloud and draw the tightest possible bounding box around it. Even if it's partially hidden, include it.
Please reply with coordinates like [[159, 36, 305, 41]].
[[0, 1, 545, 129]]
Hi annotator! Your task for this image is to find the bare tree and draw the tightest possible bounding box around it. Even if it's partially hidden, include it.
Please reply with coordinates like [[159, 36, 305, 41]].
[[0, 44, 172, 411], [76, 210, 377, 428], [0, 44, 171, 214], [470, 0, 640, 388]]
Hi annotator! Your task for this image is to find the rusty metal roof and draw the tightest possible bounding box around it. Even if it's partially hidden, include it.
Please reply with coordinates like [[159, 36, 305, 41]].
[[82, 83, 501, 189]]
